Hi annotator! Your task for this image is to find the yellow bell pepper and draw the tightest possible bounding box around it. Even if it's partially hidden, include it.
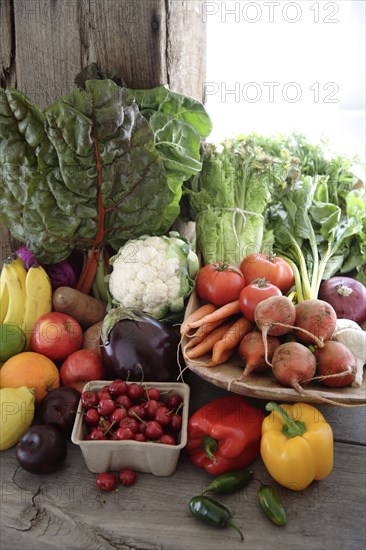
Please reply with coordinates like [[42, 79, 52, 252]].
[[260, 402, 333, 491]]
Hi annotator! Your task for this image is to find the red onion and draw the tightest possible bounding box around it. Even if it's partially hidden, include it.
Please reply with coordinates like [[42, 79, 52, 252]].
[[45, 260, 77, 290], [16, 246, 38, 269], [318, 276, 366, 324], [16, 245, 80, 290]]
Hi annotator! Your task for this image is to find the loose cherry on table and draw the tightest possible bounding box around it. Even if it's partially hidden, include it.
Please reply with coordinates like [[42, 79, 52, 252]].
[[118, 468, 137, 486], [96, 472, 117, 492]]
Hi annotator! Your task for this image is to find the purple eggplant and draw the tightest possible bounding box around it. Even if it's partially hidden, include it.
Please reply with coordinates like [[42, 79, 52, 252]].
[[100, 308, 180, 382]]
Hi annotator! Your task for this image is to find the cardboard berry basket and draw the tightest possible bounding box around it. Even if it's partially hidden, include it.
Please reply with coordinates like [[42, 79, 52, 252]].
[[71, 380, 190, 476]]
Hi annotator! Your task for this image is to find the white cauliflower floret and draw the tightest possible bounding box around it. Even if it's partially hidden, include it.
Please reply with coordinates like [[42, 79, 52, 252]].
[[143, 281, 168, 314], [156, 257, 180, 282], [136, 264, 158, 284], [144, 236, 167, 251], [166, 276, 181, 299], [140, 245, 158, 263], [108, 232, 199, 319], [108, 264, 136, 302]]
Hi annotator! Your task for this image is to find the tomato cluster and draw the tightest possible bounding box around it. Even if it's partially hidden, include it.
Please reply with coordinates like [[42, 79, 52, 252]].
[[195, 254, 294, 322]]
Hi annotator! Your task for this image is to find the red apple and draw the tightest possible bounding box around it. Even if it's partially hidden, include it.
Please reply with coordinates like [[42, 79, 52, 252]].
[[60, 349, 106, 392], [31, 312, 82, 361]]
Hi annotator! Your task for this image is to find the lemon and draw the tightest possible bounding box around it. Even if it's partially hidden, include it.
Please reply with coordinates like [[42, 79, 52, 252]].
[[0, 386, 35, 450], [0, 323, 26, 362]]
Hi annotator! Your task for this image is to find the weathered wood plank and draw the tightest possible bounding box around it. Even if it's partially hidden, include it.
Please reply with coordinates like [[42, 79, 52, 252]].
[[167, 0, 206, 99], [0, 0, 206, 108], [0, 0, 16, 86], [1, 439, 365, 550]]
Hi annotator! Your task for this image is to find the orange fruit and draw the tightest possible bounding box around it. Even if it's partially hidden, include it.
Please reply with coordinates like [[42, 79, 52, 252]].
[[0, 351, 60, 404]]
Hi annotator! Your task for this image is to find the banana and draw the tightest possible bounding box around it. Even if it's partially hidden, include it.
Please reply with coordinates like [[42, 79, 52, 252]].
[[0, 267, 9, 322], [21, 264, 52, 350], [2, 258, 27, 326]]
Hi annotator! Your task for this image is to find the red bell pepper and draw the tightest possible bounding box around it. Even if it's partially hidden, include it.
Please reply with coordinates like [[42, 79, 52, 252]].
[[186, 395, 264, 475]]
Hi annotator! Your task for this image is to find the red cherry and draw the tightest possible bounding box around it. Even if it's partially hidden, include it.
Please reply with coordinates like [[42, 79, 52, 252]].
[[115, 427, 135, 440], [119, 417, 139, 433], [81, 390, 98, 408], [154, 406, 170, 427], [169, 413, 182, 433], [127, 383, 144, 400], [97, 398, 116, 417], [128, 404, 146, 420], [118, 468, 137, 486], [97, 386, 111, 401], [84, 408, 100, 425], [143, 399, 162, 419], [145, 387, 160, 401], [161, 434, 176, 445], [96, 419, 113, 434], [134, 433, 147, 442], [145, 420, 163, 440], [166, 394, 183, 411], [116, 395, 132, 409], [89, 429, 107, 440], [109, 379, 127, 396], [96, 472, 116, 492], [110, 408, 127, 423]]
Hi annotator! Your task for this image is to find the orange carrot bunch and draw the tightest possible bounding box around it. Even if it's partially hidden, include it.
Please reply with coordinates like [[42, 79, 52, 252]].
[[181, 301, 253, 367]]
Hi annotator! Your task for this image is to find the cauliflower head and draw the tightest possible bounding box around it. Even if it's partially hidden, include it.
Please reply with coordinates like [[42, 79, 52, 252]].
[[108, 232, 199, 319]]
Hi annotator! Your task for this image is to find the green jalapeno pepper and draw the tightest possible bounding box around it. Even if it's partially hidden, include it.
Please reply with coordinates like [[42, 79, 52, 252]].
[[201, 468, 254, 495], [258, 485, 287, 526], [189, 495, 244, 541]]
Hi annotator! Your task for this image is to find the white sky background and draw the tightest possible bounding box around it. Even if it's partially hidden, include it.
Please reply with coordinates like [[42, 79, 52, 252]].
[[204, 0, 365, 162]]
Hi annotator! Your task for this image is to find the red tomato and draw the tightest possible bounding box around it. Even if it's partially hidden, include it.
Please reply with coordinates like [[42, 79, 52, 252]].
[[239, 280, 282, 322], [195, 263, 246, 306], [240, 254, 294, 294]]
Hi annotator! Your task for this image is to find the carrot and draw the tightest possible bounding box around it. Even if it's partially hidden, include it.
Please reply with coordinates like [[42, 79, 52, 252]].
[[204, 348, 235, 367], [211, 317, 253, 365], [181, 303, 216, 335], [187, 300, 241, 330], [184, 321, 234, 359], [184, 318, 229, 351], [190, 318, 227, 339]]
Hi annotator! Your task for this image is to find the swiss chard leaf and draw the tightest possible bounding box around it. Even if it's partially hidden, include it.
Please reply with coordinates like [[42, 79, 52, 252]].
[[131, 85, 213, 139], [0, 80, 173, 263]]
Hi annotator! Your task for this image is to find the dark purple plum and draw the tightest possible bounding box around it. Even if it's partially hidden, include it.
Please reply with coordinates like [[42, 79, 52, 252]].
[[38, 387, 81, 436], [16, 425, 67, 474]]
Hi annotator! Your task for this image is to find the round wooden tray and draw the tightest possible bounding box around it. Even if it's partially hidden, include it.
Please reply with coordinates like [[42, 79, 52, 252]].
[[182, 293, 366, 406]]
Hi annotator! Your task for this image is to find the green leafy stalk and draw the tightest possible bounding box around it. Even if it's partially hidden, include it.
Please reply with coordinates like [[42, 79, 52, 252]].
[[184, 138, 292, 264]]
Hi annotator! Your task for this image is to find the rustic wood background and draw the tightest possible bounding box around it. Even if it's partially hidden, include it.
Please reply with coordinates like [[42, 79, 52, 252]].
[[0, 0, 206, 262]]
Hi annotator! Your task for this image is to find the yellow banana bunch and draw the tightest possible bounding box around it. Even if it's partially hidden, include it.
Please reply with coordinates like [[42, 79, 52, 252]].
[[1, 257, 27, 326], [0, 267, 9, 323], [21, 264, 52, 350], [0, 258, 52, 349]]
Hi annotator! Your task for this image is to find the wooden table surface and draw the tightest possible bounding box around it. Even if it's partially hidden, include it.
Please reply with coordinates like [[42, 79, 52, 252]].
[[1, 372, 365, 550]]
